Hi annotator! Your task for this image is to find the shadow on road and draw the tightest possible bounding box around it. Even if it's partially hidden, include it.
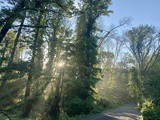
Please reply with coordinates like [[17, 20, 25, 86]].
[[83, 103, 140, 120]]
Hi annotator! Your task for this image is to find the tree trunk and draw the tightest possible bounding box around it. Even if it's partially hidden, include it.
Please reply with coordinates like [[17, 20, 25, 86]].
[[0, 18, 16, 43], [0, 15, 25, 96], [0, 40, 8, 67], [22, 11, 42, 117], [0, 0, 25, 43], [8, 14, 26, 66], [34, 28, 44, 92], [46, 25, 58, 76], [45, 69, 64, 119]]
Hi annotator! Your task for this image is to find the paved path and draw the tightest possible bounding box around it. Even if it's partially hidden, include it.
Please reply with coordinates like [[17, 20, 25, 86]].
[[83, 103, 140, 120]]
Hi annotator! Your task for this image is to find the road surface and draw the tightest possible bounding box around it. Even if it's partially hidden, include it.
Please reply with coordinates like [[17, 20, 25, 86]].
[[83, 103, 140, 120]]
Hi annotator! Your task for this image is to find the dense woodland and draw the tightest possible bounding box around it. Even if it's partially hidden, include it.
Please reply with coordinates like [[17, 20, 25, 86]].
[[0, 0, 160, 120]]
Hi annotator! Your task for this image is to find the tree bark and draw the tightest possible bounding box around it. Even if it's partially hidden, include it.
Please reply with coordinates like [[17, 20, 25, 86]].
[[22, 11, 42, 117], [0, 15, 25, 96], [45, 69, 63, 119], [0, 0, 26, 43], [0, 40, 8, 67]]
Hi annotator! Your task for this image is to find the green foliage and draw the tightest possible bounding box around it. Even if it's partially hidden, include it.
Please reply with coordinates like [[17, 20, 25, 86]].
[[3, 0, 158, 120], [124, 25, 160, 119], [127, 67, 143, 102], [97, 97, 112, 109], [141, 100, 160, 120], [65, 97, 94, 116], [62, 0, 112, 117], [11, 60, 30, 73], [141, 60, 160, 120], [125, 25, 160, 79]]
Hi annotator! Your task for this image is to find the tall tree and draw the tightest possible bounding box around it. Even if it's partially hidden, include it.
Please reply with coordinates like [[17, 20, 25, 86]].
[[0, 14, 25, 95], [125, 25, 160, 105], [125, 25, 160, 80], [22, 11, 43, 117], [0, 0, 27, 43], [64, 0, 112, 116]]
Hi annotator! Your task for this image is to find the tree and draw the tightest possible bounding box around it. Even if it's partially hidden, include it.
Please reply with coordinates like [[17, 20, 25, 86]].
[[22, 10, 43, 117], [0, 0, 27, 43], [125, 25, 160, 91], [63, 0, 112, 116], [127, 67, 142, 102], [0, 31, 16, 67], [125, 25, 160, 106], [125, 25, 160, 78], [0, 15, 25, 95], [98, 18, 131, 48]]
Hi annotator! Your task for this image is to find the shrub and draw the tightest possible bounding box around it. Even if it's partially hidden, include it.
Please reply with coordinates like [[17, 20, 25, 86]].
[[141, 100, 160, 120]]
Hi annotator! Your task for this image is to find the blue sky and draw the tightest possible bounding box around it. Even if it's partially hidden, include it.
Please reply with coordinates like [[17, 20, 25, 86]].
[[104, 0, 160, 28], [0, 0, 159, 29]]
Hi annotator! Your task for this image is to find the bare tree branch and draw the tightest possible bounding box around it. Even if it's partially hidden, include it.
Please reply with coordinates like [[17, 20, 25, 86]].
[[98, 18, 131, 48]]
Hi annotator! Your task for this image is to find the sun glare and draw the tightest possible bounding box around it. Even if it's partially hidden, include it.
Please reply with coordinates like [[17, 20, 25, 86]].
[[57, 61, 65, 68]]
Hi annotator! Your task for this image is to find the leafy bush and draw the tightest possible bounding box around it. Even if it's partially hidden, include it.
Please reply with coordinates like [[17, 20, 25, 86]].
[[142, 109, 159, 120], [97, 97, 111, 108], [65, 97, 94, 117], [141, 100, 160, 120], [141, 61, 160, 120]]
